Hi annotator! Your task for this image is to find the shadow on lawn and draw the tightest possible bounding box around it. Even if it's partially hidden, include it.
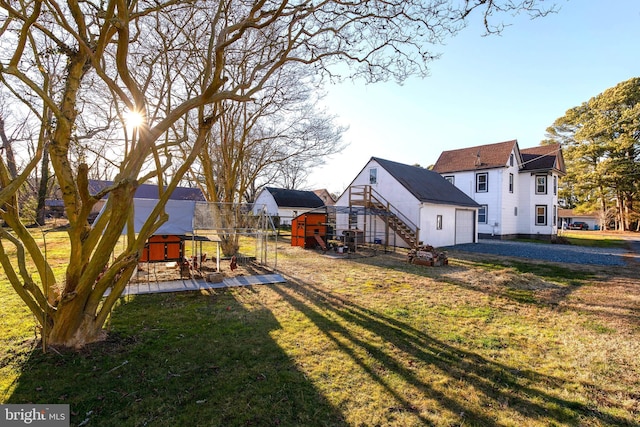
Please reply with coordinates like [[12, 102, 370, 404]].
[[451, 254, 639, 328], [360, 250, 640, 328], [6, 289, 345, 426], [271, 272, 636, 426]]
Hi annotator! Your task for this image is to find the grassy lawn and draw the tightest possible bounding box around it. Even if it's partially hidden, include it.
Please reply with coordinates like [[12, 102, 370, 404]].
[[559, 230, 629, 248], [1, 232, 639, 426]]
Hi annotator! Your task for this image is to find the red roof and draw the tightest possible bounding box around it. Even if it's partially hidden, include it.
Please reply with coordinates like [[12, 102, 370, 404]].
[[433, 140, 517, 173]]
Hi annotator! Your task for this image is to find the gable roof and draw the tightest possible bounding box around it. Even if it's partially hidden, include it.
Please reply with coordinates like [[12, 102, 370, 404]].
[[432, 140, 518, 173], [371, 157, 480, 208], [265, 187, 324, 208], [520, 144, 566, 175], [88, 179, 205, 201], [313, 189, 336, 206]]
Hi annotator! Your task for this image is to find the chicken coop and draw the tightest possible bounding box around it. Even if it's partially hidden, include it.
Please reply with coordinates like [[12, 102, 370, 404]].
[[291, 212, 329, 250]]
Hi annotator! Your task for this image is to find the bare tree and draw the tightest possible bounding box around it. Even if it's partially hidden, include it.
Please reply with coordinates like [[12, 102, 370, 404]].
[[0, 0, 553, 348], [185, 61, 345, 255]]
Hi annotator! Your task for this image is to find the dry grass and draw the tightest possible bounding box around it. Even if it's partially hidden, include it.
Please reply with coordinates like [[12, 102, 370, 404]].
[[1, 234, 639, 426], [269, 243, 640, 426]]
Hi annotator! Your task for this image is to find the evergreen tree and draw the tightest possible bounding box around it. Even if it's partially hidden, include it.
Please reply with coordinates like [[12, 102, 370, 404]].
[[546, 77, 640, 230]]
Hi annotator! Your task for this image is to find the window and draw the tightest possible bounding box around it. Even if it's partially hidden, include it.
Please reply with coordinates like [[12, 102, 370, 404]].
[[369, 168, 377, 184], [478, 205, 488, 224], [476, 173, 488, 192], [536, 175, 547, 194], [509, 173, 514, 193], [444, 176, 455, 185], [510, 153, 514, 167], [553, 204, 557, 226], [553, 176, 557, 195], [535, 205, 547, 226], [514, 207, 518, 216], [436, 215, 443, 230]]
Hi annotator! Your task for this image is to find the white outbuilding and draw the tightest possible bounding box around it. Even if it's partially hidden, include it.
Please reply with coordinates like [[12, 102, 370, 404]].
[[252, 187, 325, 226], [334, 157, 480, 248]]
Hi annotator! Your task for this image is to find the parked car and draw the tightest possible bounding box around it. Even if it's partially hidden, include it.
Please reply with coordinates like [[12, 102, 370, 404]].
[[569, 221, 589, 230]]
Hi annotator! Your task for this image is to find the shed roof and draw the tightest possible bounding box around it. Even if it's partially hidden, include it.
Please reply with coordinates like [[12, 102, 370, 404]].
[[88, 180, 205, 201], [371, 157, 480, 208], [432, 140, 517, 173], [265, 187, 324, 208]]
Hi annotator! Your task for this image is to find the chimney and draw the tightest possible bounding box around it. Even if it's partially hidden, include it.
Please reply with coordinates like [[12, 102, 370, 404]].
[[474, 150, 481, 167]]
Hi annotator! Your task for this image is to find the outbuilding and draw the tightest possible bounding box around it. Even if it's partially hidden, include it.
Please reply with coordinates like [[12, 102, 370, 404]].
[[334, 157, 480, 248], [253, 187, 325, 226]]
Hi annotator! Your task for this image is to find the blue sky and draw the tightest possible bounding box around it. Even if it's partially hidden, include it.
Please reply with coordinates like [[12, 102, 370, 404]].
[[309, 0, 640, 194]]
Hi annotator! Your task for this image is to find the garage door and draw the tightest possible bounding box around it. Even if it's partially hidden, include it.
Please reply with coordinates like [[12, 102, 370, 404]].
[[455, 209, 475, 244]]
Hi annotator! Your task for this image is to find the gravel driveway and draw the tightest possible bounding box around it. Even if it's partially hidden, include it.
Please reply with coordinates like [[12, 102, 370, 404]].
[[444, 239, 634, 266]]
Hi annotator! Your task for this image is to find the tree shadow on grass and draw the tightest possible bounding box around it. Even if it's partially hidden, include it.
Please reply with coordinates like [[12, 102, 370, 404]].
[[270, 272, 638, 426], [357, 250, 640, 328], [453, 255, 639, 329], [5, 289, 346, 426]]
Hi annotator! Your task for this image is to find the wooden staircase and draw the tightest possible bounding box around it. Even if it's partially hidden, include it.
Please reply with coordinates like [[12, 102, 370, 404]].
[[349, 185, 421, 249]]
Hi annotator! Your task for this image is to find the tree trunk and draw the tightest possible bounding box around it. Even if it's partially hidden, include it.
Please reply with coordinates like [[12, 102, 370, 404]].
[[624, 192, 633, 232], [35, 149, 50, 226], [48, 307, 105, 348], [0, 116, 17, 178], [616, 194, 625, 231], [599, 187, 608, 230]]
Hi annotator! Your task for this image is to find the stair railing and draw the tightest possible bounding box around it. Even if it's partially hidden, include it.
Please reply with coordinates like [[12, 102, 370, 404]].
[[349, 185, 420, 247]]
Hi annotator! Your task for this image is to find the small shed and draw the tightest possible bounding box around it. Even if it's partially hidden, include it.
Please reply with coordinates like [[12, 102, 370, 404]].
[[253, 187, 325, 226], [291, 211, 328, 249]]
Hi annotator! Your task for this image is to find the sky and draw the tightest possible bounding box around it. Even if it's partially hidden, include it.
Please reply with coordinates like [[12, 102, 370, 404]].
[[306, 0, 640, 195]]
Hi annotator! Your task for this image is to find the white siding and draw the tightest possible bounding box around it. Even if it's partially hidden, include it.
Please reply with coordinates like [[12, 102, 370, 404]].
[[252, 190, 317, 225], [499, 161, 522, 236], [445, 169, 501, 236], [419, 204, 461, 247], [336, 159, 477, 247], [252, 190, 278, 216], [335, 159, 420, 238], [438, 147, 561, 239], [278, 207, 319, 226], [277, 208, 298, 225], [518, 172, 559, 237]]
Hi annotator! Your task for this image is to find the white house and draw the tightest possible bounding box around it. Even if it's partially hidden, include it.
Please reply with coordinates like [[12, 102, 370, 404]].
[[334, 157, 480, 248], [433, 140, 566, 240], [253, 187, 325, 226]]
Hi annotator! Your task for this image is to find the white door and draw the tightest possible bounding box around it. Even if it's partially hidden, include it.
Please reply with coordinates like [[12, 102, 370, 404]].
[[455, 209, 475, 244]]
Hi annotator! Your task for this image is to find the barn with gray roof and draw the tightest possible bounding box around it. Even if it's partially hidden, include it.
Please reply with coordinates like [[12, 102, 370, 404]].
[[252, 187, 325, 226]]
